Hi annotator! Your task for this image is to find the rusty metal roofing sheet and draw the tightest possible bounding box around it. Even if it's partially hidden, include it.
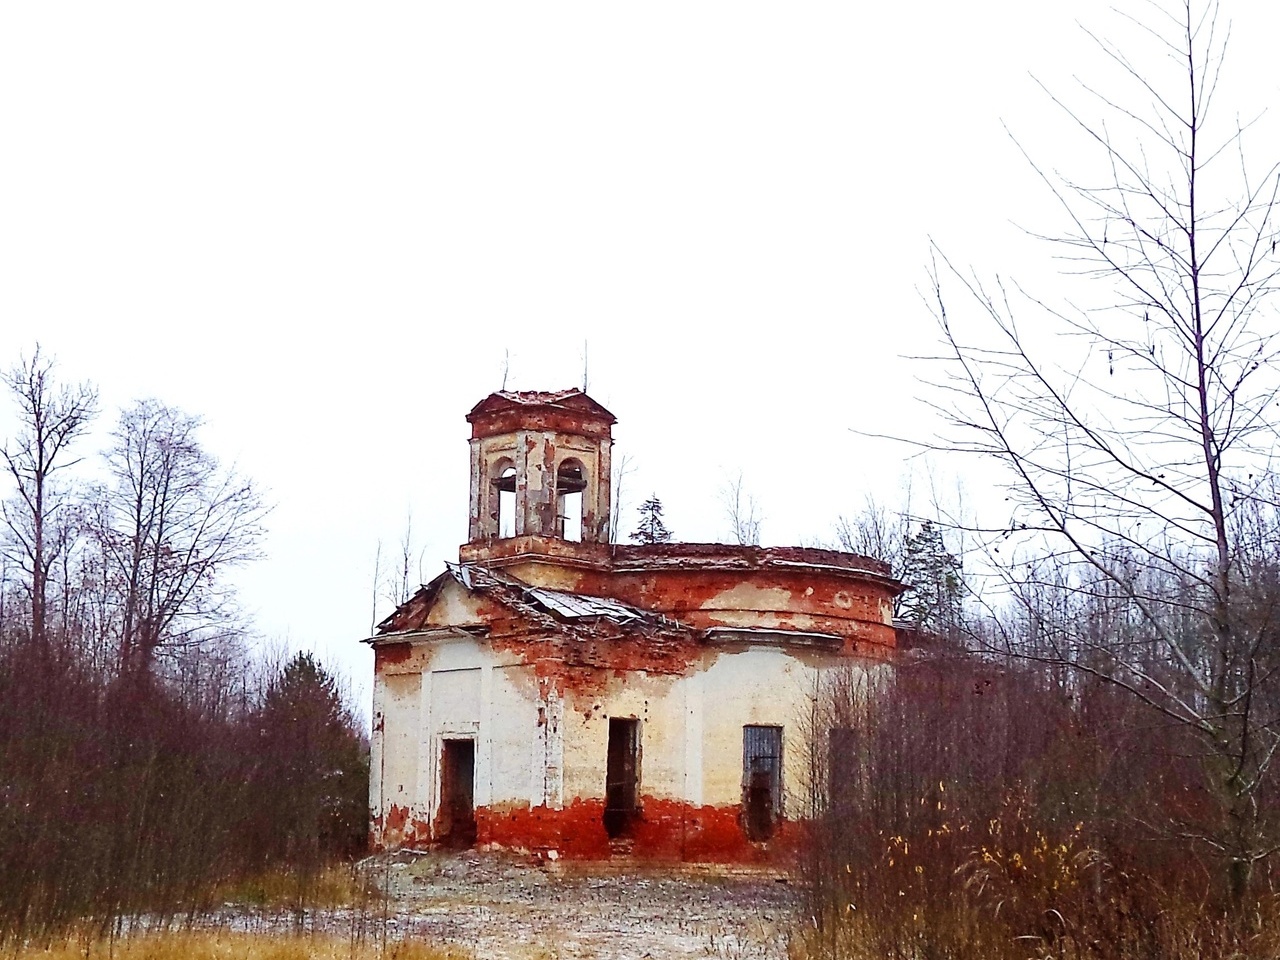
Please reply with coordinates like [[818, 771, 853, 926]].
[[524, 587, 643, 623], [444, 563, 649, 623]]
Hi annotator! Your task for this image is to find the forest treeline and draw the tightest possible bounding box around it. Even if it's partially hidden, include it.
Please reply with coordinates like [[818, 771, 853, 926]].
[[0, 350, 368, 944]]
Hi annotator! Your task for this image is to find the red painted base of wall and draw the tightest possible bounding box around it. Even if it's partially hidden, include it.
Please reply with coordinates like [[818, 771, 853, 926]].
[[375, 798, 802, 864], [372, 804, 432, 849]]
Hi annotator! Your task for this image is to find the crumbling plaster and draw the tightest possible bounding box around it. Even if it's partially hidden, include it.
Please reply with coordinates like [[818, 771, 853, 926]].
[[371, 630, 881, 853]]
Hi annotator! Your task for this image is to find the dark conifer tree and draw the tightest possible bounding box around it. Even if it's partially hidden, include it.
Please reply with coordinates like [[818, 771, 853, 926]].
[[251, 652, 369, 869], [899, 520, 963, 635], [630, 496, 673, 544]]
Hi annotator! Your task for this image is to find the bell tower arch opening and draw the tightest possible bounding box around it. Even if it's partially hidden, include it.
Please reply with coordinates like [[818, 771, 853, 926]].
[[494, 461, 517, 538], [556, 459, 586, 542]]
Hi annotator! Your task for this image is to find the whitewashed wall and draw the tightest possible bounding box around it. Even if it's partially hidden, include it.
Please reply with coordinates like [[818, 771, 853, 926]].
[[371, 631, 875, 840]]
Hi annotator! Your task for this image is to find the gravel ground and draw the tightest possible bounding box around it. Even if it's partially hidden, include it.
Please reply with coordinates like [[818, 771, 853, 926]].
[[363, 850, 800, 960]]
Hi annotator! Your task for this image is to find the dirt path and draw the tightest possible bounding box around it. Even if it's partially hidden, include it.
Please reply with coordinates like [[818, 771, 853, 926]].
[[372, 851, 799, 960]]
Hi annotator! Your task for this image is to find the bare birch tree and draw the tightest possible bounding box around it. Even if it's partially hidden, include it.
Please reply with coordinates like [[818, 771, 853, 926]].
[[609, 452, 634, 543], [0, 349, 97, 652], [95, 400, 268, 679], [925, 0, 1280, 904], [720, 470, 762, 546]]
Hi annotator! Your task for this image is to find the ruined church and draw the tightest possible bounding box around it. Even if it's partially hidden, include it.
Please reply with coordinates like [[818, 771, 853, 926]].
[[367, 389, 900, 861]]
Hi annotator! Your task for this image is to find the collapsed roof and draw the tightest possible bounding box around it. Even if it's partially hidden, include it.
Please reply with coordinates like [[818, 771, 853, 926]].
[[375, 562, 688, 637]]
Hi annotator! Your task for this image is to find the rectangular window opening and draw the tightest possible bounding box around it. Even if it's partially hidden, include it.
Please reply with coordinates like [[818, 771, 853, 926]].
[[742, 725, 783, 841]]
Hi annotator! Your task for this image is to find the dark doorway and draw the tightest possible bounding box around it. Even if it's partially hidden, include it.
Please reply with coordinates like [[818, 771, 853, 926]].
[[604, 718, 641, 838], [742, 725, 783, 841], [438, 739, 476, 848]]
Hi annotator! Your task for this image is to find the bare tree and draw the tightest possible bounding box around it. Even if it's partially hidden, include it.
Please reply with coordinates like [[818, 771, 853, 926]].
[[720, 470, 762, 546], [369, 539, 384, 634], [369, 511, 426, 628], [609, 452, 635, 543], [94, 400, 267, 679], [925, 0, 1280, 904], [0, 348, 97, 651], [389, 509, 424, 608], [831, 495, 909, 573]]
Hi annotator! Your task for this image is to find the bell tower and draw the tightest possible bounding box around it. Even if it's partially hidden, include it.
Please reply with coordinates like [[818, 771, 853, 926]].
[[465, 389, 615, 546]]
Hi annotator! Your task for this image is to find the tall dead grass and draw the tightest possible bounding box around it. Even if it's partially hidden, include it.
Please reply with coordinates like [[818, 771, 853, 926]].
[[9, 931, 465, 960], [213, 863, 379, 913], [798, 793, 1280, 959]]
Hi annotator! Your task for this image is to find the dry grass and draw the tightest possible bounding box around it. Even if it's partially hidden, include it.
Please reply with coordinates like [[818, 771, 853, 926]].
[[213, 864, 378, 911], [9, 931, 466, 960], [799, 807, 1280, 960]]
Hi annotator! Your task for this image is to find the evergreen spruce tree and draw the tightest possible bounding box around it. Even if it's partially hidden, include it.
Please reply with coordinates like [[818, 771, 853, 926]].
[[899, 520, 963, 636], [253, 652, 369, 871], [630, 496, 673, 544]]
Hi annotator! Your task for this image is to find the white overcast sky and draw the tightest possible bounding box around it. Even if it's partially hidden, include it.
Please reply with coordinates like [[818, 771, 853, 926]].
[[2, 1, 1278, 711]]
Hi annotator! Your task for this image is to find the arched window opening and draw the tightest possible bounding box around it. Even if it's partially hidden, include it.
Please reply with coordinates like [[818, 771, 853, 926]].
[[494, 463, 517, 538], [556, 460, 586, 542]]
